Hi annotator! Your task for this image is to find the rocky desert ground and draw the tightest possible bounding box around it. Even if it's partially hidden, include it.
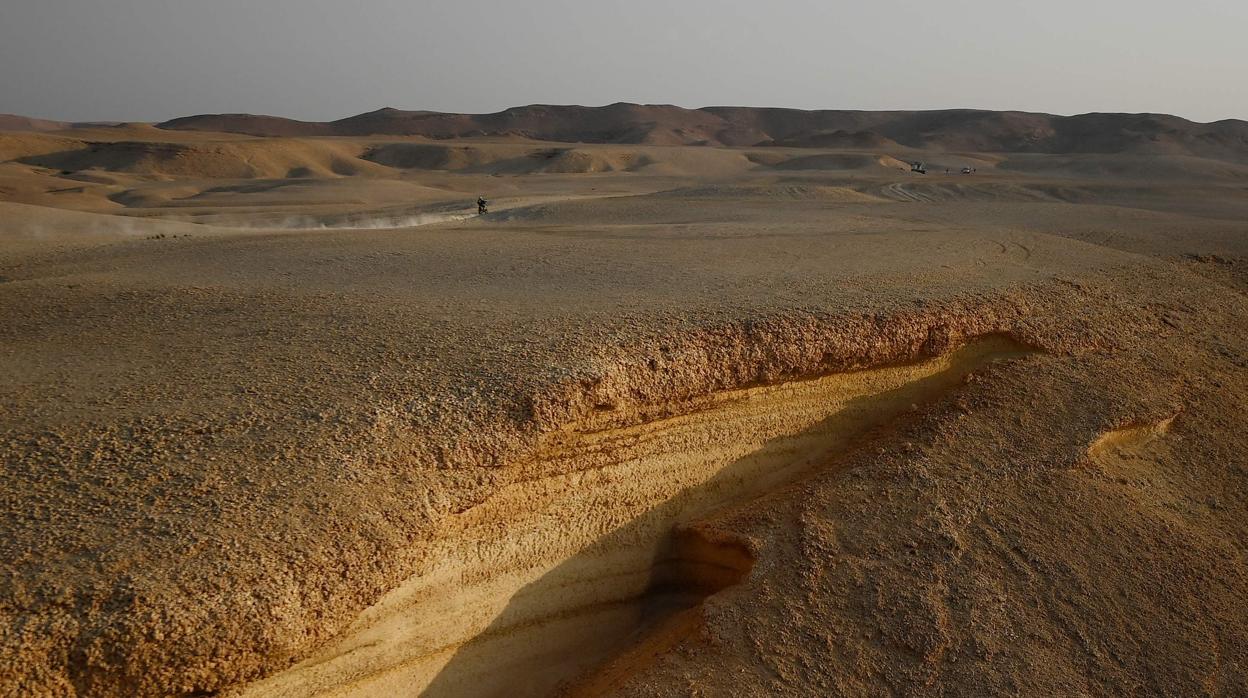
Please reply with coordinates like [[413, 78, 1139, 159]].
[[2, 104, 1247, 696]]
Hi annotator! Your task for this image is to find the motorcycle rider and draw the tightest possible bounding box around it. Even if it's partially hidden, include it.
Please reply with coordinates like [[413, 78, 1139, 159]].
[[477, 196, 488, 214]]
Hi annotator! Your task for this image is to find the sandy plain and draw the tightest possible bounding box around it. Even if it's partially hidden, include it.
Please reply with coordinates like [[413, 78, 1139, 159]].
[[1, 114, 1247, 696]]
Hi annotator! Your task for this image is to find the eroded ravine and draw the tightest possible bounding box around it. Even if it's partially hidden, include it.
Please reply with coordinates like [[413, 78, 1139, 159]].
[[234, 336, 1031, 697]]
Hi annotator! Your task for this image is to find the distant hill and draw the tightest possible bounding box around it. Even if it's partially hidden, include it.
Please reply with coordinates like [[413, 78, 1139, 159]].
[[157, 103, 1248, 161], [0, 114, 71, 132], [156, 113, 333, 138], [0, 114, 127, 133]]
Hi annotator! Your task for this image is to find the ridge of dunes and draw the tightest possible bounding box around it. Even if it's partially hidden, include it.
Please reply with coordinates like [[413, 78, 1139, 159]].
[[17, 139, 395, 179], [0, 114, 126, 133], [153, 104, 1248, 161], [17, 135, 1241, 186], [7, 138, 764, 182], [771, 153, 913, 172], [360, 144, 656, 174], [0, 114, 72, 132], [0, 133, 89, 162]]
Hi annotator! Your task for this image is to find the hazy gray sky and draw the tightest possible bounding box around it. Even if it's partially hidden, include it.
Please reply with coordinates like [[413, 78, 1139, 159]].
[[3, 0, 1245, 123]]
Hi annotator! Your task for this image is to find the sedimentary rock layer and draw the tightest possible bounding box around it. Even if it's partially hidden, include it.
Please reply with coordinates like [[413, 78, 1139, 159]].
[[236, 337, 1028, 697]]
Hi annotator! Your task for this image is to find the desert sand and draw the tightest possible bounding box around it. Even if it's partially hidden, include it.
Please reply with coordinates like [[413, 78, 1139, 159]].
[[1, 105, 1247, 697]]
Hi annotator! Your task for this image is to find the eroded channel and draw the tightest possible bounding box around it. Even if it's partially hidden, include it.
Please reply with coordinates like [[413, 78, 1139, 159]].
[[237, 335, 1031, 697]]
